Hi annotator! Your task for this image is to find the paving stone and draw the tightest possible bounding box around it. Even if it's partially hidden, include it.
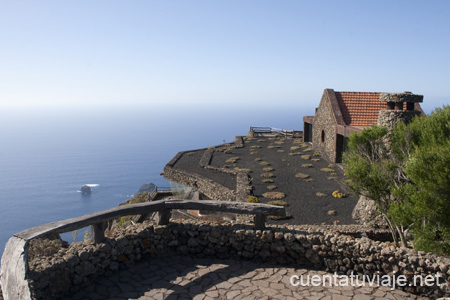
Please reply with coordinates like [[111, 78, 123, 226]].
[[189, 284, 203, 294], [331, 295, 352, 300], [76, 255, 431, 300], [253, 279, 269, 288], [227, 290, 241, 299], [205, 290, 219, 298], [259, 286, 278, 297], [118, 292, 140, 298], [270, 282, 285, 290], [216, 281, 233, 289], [352, 294, 374, 300], [242, 285, 258, 293], [228, 277, 241, 284], [252, 273, 269, 280], [280, 289, 293, 296]]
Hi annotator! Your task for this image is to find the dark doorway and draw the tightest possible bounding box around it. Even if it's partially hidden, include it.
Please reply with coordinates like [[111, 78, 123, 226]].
[[304, 123, 313, 143], [336, 134, 348, 163]]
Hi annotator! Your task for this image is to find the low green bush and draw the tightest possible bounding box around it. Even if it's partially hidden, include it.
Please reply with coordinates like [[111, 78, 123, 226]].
[[246, 196, 260, 203]]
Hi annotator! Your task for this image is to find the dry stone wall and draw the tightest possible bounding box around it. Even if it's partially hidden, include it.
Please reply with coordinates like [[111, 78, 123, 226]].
[[28, 220, 450, 299], [164, 167, 236, 202], [164, 141, 251, 203]]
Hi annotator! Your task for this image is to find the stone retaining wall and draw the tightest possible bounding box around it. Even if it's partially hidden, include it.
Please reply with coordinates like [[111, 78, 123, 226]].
[[164, 167, 236, 202], [164, 140, 252, 203], [28, 221, 449, 299]]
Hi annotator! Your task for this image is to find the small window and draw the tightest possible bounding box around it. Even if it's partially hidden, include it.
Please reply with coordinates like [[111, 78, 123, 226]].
[[321, 130, 325, 143]]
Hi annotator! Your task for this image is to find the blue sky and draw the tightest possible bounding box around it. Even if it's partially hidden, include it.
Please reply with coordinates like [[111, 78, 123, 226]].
[[1, 1, 449, 112]]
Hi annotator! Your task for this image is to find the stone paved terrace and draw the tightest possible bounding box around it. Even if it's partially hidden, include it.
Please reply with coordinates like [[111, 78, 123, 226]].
[[58, 255, 431, 300]]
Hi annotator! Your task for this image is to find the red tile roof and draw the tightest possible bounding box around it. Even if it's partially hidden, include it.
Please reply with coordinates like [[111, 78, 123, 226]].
[[334, 91, 401, 126]]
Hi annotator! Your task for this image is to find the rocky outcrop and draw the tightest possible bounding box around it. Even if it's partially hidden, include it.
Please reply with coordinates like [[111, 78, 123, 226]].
[[352, 195, 387, 227], [80, 185, 91, 195], [138, 183, 156, 193]]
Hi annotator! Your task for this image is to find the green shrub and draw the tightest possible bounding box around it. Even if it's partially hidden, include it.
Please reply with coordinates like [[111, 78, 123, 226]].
[[301, 164, 313, 168], [246, 196, 260, 203], [259, 161, 270, 166]]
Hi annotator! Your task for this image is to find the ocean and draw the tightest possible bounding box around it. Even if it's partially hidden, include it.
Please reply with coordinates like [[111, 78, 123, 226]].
[[0, 104, 311, 257]]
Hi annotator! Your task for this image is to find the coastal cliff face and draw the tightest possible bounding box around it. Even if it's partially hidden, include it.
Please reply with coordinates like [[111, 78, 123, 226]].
[[27, 220, 449, 299]]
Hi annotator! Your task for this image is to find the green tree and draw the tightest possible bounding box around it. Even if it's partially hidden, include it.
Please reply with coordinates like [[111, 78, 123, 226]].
[[343, 125, 406, 245], [390, 106, 450, 254], [344, 105, 450, 254]]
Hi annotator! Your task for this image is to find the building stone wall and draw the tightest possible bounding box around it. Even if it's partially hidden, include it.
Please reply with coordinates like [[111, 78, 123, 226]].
[[312, 93, 337, 162], [28, 220, 450, 299], [377, 110, 422, 132]]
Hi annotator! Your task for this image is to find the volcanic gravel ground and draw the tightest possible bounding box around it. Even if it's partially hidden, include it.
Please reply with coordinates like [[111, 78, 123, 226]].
[[172, 136, 356, 225]]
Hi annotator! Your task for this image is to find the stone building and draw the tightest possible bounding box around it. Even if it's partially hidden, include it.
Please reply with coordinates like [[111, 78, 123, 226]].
[[303, 89, 424, 163]]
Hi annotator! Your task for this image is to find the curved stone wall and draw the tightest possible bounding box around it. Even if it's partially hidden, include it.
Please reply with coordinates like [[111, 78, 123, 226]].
[[28, 221, 449, 299]]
